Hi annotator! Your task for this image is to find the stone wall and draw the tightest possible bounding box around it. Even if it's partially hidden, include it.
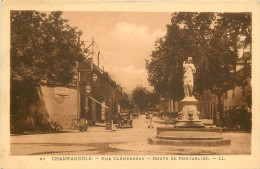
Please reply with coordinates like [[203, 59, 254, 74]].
[[41, 86, 78, 129]]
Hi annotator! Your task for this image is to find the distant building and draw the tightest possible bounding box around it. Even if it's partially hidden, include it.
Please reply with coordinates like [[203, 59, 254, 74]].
[[223, 87, 248, 110], [223, 52, 251, 112]]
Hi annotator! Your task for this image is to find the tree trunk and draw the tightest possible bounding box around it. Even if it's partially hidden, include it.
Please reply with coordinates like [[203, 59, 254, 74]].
[[11, 83, 50, 133], [217, 93, 223, 125]]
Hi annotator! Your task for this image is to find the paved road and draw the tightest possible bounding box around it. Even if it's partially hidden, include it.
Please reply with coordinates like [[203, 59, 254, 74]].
[[11, 115, 251, 155]]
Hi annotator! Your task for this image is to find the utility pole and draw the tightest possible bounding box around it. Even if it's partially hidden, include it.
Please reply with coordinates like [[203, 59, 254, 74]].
[[90, 38, 94, 71], [98, 51, 100, 67], [83, 39, 94, 59], [91, 38, 94, 59]]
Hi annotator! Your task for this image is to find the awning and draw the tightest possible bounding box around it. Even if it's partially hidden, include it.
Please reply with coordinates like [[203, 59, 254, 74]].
[[88, 96, 109, 109]]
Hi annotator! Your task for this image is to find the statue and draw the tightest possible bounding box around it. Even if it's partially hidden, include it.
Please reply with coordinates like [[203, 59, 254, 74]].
[[183, 57, 196, 97]]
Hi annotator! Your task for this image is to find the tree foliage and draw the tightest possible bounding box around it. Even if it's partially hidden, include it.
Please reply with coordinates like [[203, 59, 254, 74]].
[[11, 11, 82, 86], [10, 11, 84, 132], [119, 98, 134, 109], [131, 85, 160, 112], [146, 12, 251, 117], [146, 12, 216, 101]]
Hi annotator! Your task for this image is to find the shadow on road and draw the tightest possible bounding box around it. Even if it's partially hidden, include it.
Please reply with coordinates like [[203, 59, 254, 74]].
[[12, 142, 130, 155]]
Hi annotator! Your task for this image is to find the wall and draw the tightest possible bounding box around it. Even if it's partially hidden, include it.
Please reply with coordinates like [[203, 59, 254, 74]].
[[41, 86, 78, 129], [223, 86, 247, 110]]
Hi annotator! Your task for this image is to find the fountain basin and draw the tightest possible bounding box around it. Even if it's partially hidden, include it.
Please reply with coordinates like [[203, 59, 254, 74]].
[[156, 127, 223, 140], [148, 137, 231, 146], [148, 127, 231, 146]]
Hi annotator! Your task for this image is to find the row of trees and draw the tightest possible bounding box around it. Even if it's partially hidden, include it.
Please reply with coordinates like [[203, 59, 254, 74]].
[[131, 85, 160, 113], [11, 11, 84, 132], [146, 12, 252, 121], [119, 93, 135, 110]]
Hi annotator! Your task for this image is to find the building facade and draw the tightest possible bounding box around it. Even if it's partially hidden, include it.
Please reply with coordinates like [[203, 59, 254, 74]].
[[40, 58, 125, 129], [78, 59, 124, 124], [223, 87, 248, 111]]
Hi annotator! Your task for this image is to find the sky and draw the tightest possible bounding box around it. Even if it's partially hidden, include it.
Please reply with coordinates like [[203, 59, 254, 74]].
[[60, 12, 172, 94]]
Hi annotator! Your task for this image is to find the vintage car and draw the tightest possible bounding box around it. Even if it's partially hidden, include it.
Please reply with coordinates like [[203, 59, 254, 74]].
[[222, 109, 251, 130], [118, 112, 133, 128]]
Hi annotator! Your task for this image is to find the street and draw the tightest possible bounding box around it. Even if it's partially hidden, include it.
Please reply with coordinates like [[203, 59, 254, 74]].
[[11, 115, 251, 155]]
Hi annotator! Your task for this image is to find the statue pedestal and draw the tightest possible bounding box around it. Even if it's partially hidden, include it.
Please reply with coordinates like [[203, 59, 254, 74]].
[[174, 96, 205, 128], [148, 96, 231, 147]]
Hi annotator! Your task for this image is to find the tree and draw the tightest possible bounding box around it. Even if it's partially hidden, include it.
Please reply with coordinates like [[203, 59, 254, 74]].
[[131, 85, 160, 112], [43, 11, 83, 84], [132, 86, 148, 112], [146, 12, 216, 101], [243, 52, 252, 109], [206, 13, 252, 118], [119, 98, 134, 109], [216, 13, 252, 110], [146, 12, 251, 123], [236, 52, 252, 109], [10, 11, 83, 132], [146, 92, 160, 109]]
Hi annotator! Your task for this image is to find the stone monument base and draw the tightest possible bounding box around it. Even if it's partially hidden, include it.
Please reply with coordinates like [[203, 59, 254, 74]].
[[174, 120, 205, 128], [174, 97, 205, 128], [148, 127, 231, 147], [148, 137, 231, 146], [148, 95, 231, 147]]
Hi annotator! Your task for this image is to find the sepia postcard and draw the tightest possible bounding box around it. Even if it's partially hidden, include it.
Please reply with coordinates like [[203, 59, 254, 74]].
[[1, 1, 260, 169]]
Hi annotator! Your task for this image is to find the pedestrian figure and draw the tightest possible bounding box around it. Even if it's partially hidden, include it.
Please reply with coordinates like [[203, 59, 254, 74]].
[[148, 112, 154, 128]]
